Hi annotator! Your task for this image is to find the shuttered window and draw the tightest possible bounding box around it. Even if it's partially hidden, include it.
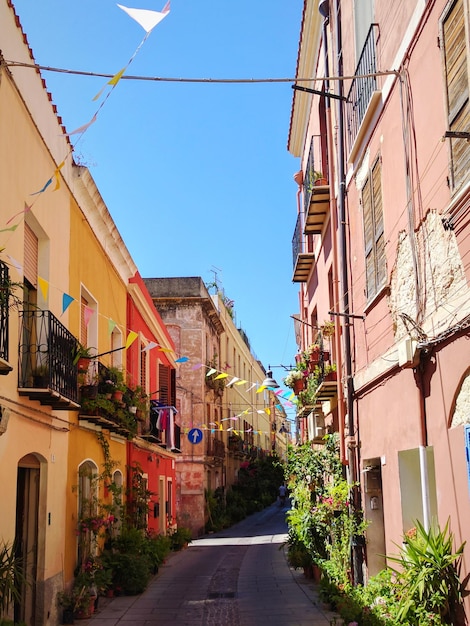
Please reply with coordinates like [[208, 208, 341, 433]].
[[80, 296, 88, 347], [362, 158, 386, 300], [442, 0, 470, 190], [140, 347, 147, 391], [24, 224, 38, 288], [159, 363, 170, 405], [465, 424, 470, 496]]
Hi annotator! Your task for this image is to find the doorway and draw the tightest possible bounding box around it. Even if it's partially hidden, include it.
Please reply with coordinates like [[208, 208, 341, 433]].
[[15, 454, 40, 625]]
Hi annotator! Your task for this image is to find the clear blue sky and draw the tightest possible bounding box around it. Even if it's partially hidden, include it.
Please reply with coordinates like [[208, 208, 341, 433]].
[[12, 0, 303, 416]]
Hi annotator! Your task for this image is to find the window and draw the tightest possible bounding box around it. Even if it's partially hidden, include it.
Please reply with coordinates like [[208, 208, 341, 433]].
[[441, 0, 470, 191], [362, 157, 386, 300], [354, 0, 374, 59], [465, 424, 470, 496]]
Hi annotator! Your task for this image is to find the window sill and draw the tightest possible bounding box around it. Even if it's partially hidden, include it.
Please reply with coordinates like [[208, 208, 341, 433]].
[[364, 283, 389, 315]]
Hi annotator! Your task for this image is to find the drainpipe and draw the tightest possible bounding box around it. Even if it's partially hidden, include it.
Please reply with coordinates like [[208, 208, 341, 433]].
[[323, 0, 364, 584], [318, 1, 347, 467], [415, 354, 431, 531]]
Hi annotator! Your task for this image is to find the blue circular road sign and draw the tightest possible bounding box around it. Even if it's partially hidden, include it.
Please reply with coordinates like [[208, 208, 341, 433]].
[[188, 428, 203, 444]]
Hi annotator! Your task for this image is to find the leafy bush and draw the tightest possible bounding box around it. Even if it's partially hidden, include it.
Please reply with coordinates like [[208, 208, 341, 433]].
[[107, 552, 151, 595], [169, 527, 192, 551], [142, 532, 171, 573]]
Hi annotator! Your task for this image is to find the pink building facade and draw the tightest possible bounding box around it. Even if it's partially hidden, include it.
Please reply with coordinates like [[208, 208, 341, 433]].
[[289, 0, 470, 585]]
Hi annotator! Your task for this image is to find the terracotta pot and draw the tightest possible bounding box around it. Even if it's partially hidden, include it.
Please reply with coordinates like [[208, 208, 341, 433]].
[[293, 378, 304, 394], [112, 390, 123, 402], [77, 357, 90, 373]]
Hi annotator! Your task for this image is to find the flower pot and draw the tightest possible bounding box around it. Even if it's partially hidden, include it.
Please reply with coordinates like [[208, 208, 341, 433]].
[[293, 379, 304, 394], [77, 357, 90, 374], [61, 608, 75, 624], [112, 390, 123, 402], [324, 371, 337, 382], [80, 384, 98, 399]]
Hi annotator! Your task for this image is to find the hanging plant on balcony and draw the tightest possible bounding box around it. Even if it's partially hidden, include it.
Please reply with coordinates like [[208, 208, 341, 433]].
[[321, 320, 335, 338], [73, 344, 96, 373], [284, 369, 305, 392]]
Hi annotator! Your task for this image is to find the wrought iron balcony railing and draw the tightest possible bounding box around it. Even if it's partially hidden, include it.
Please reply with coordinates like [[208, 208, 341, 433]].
[[292, 214, 314, 282], [206, 436, 225, 459], [346, 24, 380, 155], [18, 309, 80, 408], [0, 261, 11, 372]]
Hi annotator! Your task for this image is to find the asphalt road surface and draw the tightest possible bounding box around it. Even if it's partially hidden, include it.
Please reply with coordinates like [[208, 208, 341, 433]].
[[81, 502, 335, 625]]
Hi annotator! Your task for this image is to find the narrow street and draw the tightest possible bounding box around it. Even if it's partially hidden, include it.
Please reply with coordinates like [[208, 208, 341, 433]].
[[81, 503, 337, 625]]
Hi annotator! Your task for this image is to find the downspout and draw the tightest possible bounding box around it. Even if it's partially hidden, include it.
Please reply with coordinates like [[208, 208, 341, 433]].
[[318, 1, 347, 467], [329, 0, 364, 584], [415, 353, 431, 531]]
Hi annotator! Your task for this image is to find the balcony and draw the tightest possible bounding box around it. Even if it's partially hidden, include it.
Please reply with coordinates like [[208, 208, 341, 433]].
[[315, 370, 338, 404], [0, 261, 13, 374], [303, 139, 330, 235], [18, 309, 80, 409], [292, 214, 314, 282], [346, 24, 381, 162], [206, 436, 225, 462]]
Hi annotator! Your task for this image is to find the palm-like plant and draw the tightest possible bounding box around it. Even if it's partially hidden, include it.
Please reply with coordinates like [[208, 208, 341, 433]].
[[0, 541, 24, 616], [387, 519, 469, 625]]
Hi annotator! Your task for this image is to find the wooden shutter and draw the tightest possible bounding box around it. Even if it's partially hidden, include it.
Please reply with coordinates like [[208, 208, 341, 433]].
[[443, 0, 468, 122], [80, 296, 88, 346], [24, 224, 38, 288], [362, 176, 375, 298], [443, 0, 470, 188], [363, 159, 385, 299], [159, 363, 170, 404], [465, 424, 470, 496], [140, 349, 147, 390], [372, 160, 386, 290]]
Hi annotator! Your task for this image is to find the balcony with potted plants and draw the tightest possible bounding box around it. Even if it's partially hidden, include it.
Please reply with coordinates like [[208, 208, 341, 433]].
[[293, 334, 338, 418], [78, 363, 139, 438], [302, 137, 330, 236], [17, 309, 80, 409]]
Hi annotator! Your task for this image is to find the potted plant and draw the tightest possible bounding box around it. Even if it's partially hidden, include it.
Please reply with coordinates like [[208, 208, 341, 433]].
[[106, 367, 127, 402], [73, 344, 96, 373], [284, 369, 305, 393], [32, 364, 49, 388], [57, 590, 75, 624], [321, 320, 335, 338]]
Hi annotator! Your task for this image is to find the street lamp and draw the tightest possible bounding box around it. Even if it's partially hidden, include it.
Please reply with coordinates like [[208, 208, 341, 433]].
[[261, 370, 280, 388]]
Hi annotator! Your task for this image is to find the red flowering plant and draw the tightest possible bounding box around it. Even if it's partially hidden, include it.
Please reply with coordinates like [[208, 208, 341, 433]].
[[78, 514, 115, 535]]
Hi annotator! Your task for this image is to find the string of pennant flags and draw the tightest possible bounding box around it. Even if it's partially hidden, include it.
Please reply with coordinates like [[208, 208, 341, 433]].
[[3, 257, 298, 411], [0, 2, 298, 423], [1, 2, 171, 237]]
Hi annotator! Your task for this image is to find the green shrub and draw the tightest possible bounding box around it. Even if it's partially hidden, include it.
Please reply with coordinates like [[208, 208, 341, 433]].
[[108, 553, 151, 595], [142, 532, 171, 573], [169, 527, 192, 551]]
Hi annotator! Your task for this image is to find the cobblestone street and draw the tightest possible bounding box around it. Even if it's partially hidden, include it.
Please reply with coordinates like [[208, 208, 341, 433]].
[[79, 502, 338, 625]]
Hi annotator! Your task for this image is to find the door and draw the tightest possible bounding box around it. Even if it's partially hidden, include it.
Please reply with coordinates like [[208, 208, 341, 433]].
[[15, 455, 40, 625]]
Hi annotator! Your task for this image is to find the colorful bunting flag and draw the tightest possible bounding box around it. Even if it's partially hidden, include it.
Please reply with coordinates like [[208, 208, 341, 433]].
[[117, 2, 170, 33], [62, 293, 74, 314]]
